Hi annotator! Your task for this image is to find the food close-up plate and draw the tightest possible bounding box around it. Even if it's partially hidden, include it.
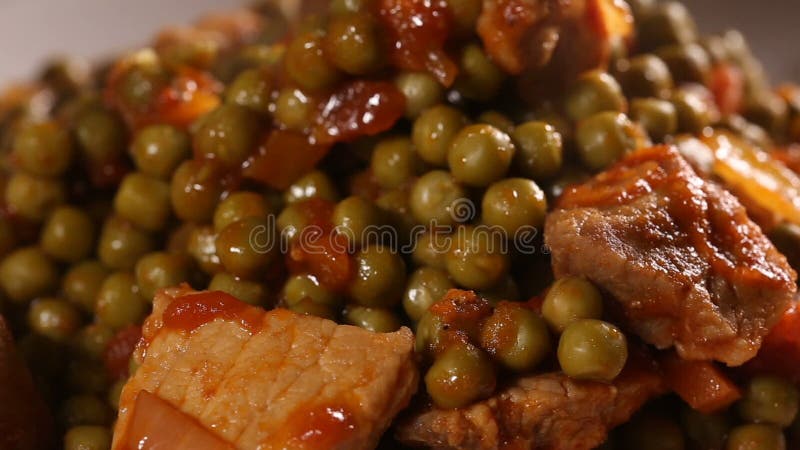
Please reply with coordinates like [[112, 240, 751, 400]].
[[1, 1, 800, 449]]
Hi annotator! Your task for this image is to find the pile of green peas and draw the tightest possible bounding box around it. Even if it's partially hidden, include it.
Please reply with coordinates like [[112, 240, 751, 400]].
[[0, 0, 799, 448]]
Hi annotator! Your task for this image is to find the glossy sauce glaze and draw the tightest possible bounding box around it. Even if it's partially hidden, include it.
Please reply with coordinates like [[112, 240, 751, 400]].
[[265, 403, 357, 449], [162, 290, 263, 334]]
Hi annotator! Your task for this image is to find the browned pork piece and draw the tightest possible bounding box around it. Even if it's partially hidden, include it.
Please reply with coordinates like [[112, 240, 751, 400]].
[[112, 286, 418, 450], [396, 355, 665, 450], [545, 146, 797, 367]]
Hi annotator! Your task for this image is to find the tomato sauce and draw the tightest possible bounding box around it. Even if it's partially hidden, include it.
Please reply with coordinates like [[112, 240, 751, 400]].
[[163, 291, 263, 334]]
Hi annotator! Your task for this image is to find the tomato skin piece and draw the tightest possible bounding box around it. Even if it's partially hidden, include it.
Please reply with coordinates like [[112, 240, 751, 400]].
[[710, 63, 744, 116], [243, 130, 331, 190], [660, 352, 741, 414], [312, 81, 406, 145], [376, 0, 458, 86], [744, 305, 800, 383], [104, 325, 143, 380]]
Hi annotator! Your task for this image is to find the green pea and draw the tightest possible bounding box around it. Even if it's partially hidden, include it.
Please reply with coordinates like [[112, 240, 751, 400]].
[[12, 121, 74, 176], [285, 31, 341, 91], [738, 375, 800, 427], [575, 111, 640, 171], [64, 426, 112, 450], [371, 137, 421, 189], [274, 88, 313, 131], [412, 229, 451, 270], [395, 72, 443, 119], [28, 298, 81, 342], [564, 71, 626, 122], [287, 298, 338, 320], [477, 111, 515, 136], [135, 252, 191, 301], [216, 217, 277, 279], [725, 424, 786, 450], [131, 124, 191, 179], [619, 415, 687, 450], [332, 196, 382, 247], [615, 54, 674, 99], [630, 97, 678, 141], [343, 305, 402, 333], [74, 108, 127, 163], [209, 272, 270, 306], [0, 246, 58, 303], [447, 124, 516, 187], [412, 105, 469, 166], [445, 225, 510, 290], [657, 43, 712, 85], [455, 44, 505, 101], [114, 52, 168, 112], [425, 342, 496, 409], [350, 245, 406, 307], [481, 178, 547, 237], [637, 1, 698, 50], [170, 159, 224, 223], [72, 323, 114, 361], [213, 191, 270, 232], [324, 13, 384, 75], [672, 87, 714, 133], [542, 276, 604, 333], [108, 379, 126, 411], [226, 68, 273, 113], [557, 319, 628, 382], [403, 267, 454, 322], [479, 302, 551, 372], [95, 272, 147, 330], [680, 406, 730, 450], [41, 206, 95, 263], [284, 170, 339, 205], [512, 121, 564, 180], [282, 273, 340, 308], [62, 262, 109, 314], [98, 216, 155, 271], [409, 170, 467, 226], [60, 395, 112, 427], [4, 172, 66, 222], [447, 0, 482, 36], [114, 172, 172, 231], [193, 104, 261, 167], [67, 357, 110, 393], [745, 91, 789, 137], [478, 275, 521, 304]]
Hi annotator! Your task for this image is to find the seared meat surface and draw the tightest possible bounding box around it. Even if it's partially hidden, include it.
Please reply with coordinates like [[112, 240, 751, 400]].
[[545, 146, 797, 366], [113, 287, 418, 450], [396, 355, 664, 450]]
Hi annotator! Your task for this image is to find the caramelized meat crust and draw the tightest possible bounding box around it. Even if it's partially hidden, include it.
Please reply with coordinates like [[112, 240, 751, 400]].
[[545, 146, 797, 366]]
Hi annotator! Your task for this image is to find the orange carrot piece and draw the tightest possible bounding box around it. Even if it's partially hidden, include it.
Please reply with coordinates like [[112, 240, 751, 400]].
[[660, 353, 741, 414]]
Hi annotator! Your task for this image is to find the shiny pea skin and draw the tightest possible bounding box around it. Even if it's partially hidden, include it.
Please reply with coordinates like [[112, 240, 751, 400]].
[[479, 302, 551, 372], [425, 342, 496, 409], [343, 305, 402, 333], [557, 319, 628, 382]]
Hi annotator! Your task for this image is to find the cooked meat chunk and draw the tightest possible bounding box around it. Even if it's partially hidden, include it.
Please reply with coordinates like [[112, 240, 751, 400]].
[[0, 316, 53, 450], [112, 286, 418, 450], [545, 146, 797, 366], [396, 357, 664, 450]]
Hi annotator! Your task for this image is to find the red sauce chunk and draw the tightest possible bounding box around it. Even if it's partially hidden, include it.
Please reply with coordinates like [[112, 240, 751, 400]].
[[312, 81, 405, 145], [154, 68, 222, 128], [243, 130, 331, 190], [104, 325, 143, 380], [163, 291, 263, 334], [272, 403, 356, 449], [476, 0, 547, 75]]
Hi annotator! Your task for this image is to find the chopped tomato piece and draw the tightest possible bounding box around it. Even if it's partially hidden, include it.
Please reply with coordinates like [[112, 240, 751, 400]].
[[477, 0, 547, 75], [243, 130, 331, 190], [660, 353, 741, 414], [744, 305, 800, 383], [376, 0, 457, 86], [312, 81, 405, 145], [710, 63, 744, 115], [288, 231, 352, 293], [120, 390, 235, 450], [104, 325, 143, 380], [154, 68, 222, 128], [773, 145, 800, 175]]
